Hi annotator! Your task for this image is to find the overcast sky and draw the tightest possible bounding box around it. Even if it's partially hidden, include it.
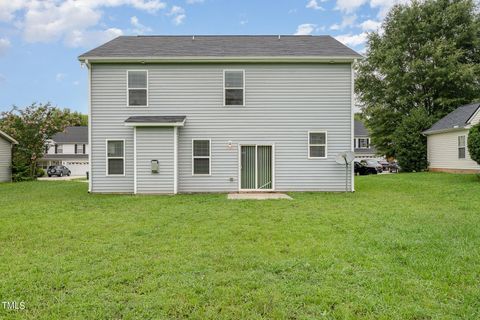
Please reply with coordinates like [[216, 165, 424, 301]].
[[0, 0, 405, 113]]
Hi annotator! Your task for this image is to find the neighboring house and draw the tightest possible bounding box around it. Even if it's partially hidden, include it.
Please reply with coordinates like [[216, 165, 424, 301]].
[[78, 35, 361, 194], [39, 126, 89, 176], [0, 130, 18, 182], [423, 102, 480, 173], [354, 119, 377, 159]]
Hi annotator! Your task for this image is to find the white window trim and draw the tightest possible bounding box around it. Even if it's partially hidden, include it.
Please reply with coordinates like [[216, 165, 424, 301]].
[[127, 70, 148, 107], [223, 69, 245, 107], [357, 137, 370, 149], [458, 135, 466, 160], [192, 138, 212, 176], [308, 131, 328, 159], [106, 139, 126, 176]]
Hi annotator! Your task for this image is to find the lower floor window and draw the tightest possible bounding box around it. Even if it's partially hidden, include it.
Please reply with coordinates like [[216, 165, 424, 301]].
[[107, 140, 125, 175], [458, 135, 466, 159], [192, 139, 210, 175], [308, 131, 327, 158]]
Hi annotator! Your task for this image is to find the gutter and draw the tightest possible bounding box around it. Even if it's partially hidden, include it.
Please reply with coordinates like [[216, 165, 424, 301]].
[[78, 55, 363, 64], [422, 126, 469, 136]]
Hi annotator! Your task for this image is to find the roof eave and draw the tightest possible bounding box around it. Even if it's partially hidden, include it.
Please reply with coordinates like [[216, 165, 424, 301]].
[[78, 56, 362, 63], [422, 127, 469, 135], [0, 131, 18, 144], [124, 119, 186, 127]]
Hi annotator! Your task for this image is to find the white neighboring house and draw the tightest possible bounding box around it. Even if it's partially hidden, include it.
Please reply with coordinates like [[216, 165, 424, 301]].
[[354, 120, 376, 159], [39, 126, 89, 176], [423, 102, 480, 173]]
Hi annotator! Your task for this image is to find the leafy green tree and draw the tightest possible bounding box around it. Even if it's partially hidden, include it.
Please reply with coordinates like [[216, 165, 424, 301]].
[[0, 103, 83, 180], [394, 108, 434, 172], [356, 0, 480, 158], [468, 123, 480, 165]]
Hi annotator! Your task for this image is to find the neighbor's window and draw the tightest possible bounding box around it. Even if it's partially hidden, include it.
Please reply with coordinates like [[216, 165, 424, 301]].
[[458, 135, 466, 159], [358, 138, 369, 149], [308, 132, 327, 158], [224, 70, 244, 106], [192, 139, 211, 175], [75, 144, 85, 154], [107, 140, 125, 175], [55, 144, 63, 154], [127, 70, 148, 106]]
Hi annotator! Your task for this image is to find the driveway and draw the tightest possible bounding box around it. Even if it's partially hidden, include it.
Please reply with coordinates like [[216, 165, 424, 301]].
[[38, 176, 85, 181]]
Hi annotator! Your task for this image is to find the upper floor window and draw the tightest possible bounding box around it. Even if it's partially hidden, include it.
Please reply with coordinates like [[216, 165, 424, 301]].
[[458, 135, 466, 159], [224, 70, 244, 106], [127, 70, 148, 107], [55, 144, 63, 154], [358, 138, 370, 149], [75, 144, 86, 154], [308, 131, 327, 159]]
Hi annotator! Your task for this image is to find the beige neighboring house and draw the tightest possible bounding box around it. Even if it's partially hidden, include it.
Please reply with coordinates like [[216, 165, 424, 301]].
[[423, 102, 480, 173], [0, 130, 18, 182]]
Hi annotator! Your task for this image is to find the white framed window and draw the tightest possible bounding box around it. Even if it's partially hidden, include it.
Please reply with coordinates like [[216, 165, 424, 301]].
[[358, 138, 370, 149], [75, 144, 86, 154], [192, 139, 211, 175], [223, 70, 245, 106], [127, 70, 148, 107], [106, 140, 125, 176], [458, 135, 466, 159], [308, 131, 327, 159], [55, 144, 63, 154]]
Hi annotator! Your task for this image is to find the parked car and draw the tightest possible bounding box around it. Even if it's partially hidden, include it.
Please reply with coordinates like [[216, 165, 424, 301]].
[[47, 165, 71, 177], [354, 161, 378, 175], [378, 160, 390, 171], [360, 159, 383, 173], [388, 161, 400, 173]]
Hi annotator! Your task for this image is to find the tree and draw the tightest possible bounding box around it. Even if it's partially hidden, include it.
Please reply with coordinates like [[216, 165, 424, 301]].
[[393, 108, 434, 172], [0, 103, 83, 180], [356, 0, 480, 159], [468, 123, 480, 165]]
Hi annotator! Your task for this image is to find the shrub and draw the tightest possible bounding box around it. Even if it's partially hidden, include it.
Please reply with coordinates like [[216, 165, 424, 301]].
[[468, 123, 480, 166], [393, 108, 434, 172], [36, 168, 46, 178]]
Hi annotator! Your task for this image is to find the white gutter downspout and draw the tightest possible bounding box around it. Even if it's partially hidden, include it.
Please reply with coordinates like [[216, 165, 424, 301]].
[[85, 59, 92, 193], [173, 126, 178, 194], [134, 127, 137, 194], [351, 59, 356, 192]]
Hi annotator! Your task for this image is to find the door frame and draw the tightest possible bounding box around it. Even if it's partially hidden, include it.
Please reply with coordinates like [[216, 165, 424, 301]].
[[238, 144, 275, 192]]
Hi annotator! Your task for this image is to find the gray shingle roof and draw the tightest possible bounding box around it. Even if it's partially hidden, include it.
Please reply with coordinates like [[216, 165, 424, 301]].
[[354, 119, 370, 136], [423, 102, 480, 134], [42, 154, 88, 160], [125, 116, 186, 123], [52, 126, 88, 143], [79, 35, 362, 60]]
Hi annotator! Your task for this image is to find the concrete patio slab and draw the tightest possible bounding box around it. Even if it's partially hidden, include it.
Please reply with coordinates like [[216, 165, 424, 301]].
[[228, 193, 293, 200]]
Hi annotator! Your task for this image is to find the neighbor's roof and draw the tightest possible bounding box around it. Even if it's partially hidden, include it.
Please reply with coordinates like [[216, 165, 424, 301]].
[[51, 126, 88, 143], [423, 102, 480, 135], [78, 35, 362, 62], [354, 119, 370, 136], [0, 130, 18, 144]]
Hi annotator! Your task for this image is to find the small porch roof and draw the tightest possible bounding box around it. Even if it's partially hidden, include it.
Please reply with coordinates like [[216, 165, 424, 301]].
[[124, 116, 186, 127]]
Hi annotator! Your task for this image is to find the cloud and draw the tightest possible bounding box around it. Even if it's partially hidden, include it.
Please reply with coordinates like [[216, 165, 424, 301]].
[[186, 0, 204, 3], [73, 80, 80, 86], [330, 15, 357, 30], [168, 5, 186, 25], [334, 0, 410, 17], [335, 32, 368, 47], [240, 19, 248, 25], [359, 19, 381, 31], [130, 15, 152, 34], [294, 23, 317, 35], [1, 0, 165, 48], [0, 38, 11, 56], [306, 0, 324, 10], [56, 73, 66, 82]]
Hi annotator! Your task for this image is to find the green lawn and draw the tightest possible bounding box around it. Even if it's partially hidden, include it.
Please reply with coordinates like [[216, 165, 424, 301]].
[[0, 173, 479, 319]]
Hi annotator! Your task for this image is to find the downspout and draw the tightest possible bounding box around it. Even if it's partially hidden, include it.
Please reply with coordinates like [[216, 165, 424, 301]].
[[351, 59, 356, 192], [85, 59, 92, 193]]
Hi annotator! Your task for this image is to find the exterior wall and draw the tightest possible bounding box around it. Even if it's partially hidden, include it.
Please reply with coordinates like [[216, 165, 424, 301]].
[[136, 127, 174, 194], [0, 138, 13, 182], [46, 143, 89, 155], [90, 63, 353, 193], [427, 129, 480, 172], [470, 109, 480, 125]]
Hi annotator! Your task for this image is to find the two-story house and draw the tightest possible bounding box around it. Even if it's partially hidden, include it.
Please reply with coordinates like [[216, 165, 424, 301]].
[[354, 119, 376, 159], [39, 126, 89, 176], [78, 35, 361, 194]]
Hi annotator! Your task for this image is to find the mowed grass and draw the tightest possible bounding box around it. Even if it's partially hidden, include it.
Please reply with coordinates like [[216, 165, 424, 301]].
[[0, 173, 479, 319]]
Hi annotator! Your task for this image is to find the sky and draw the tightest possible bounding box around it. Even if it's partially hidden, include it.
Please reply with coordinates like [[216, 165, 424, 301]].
[[0, 0, 405, 114]]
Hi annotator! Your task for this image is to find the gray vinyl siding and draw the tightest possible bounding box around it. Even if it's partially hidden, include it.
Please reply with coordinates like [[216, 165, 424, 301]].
[[90, 63, 353, 193], [0, 138, 12, 182], [136, 127, 174, 193]]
